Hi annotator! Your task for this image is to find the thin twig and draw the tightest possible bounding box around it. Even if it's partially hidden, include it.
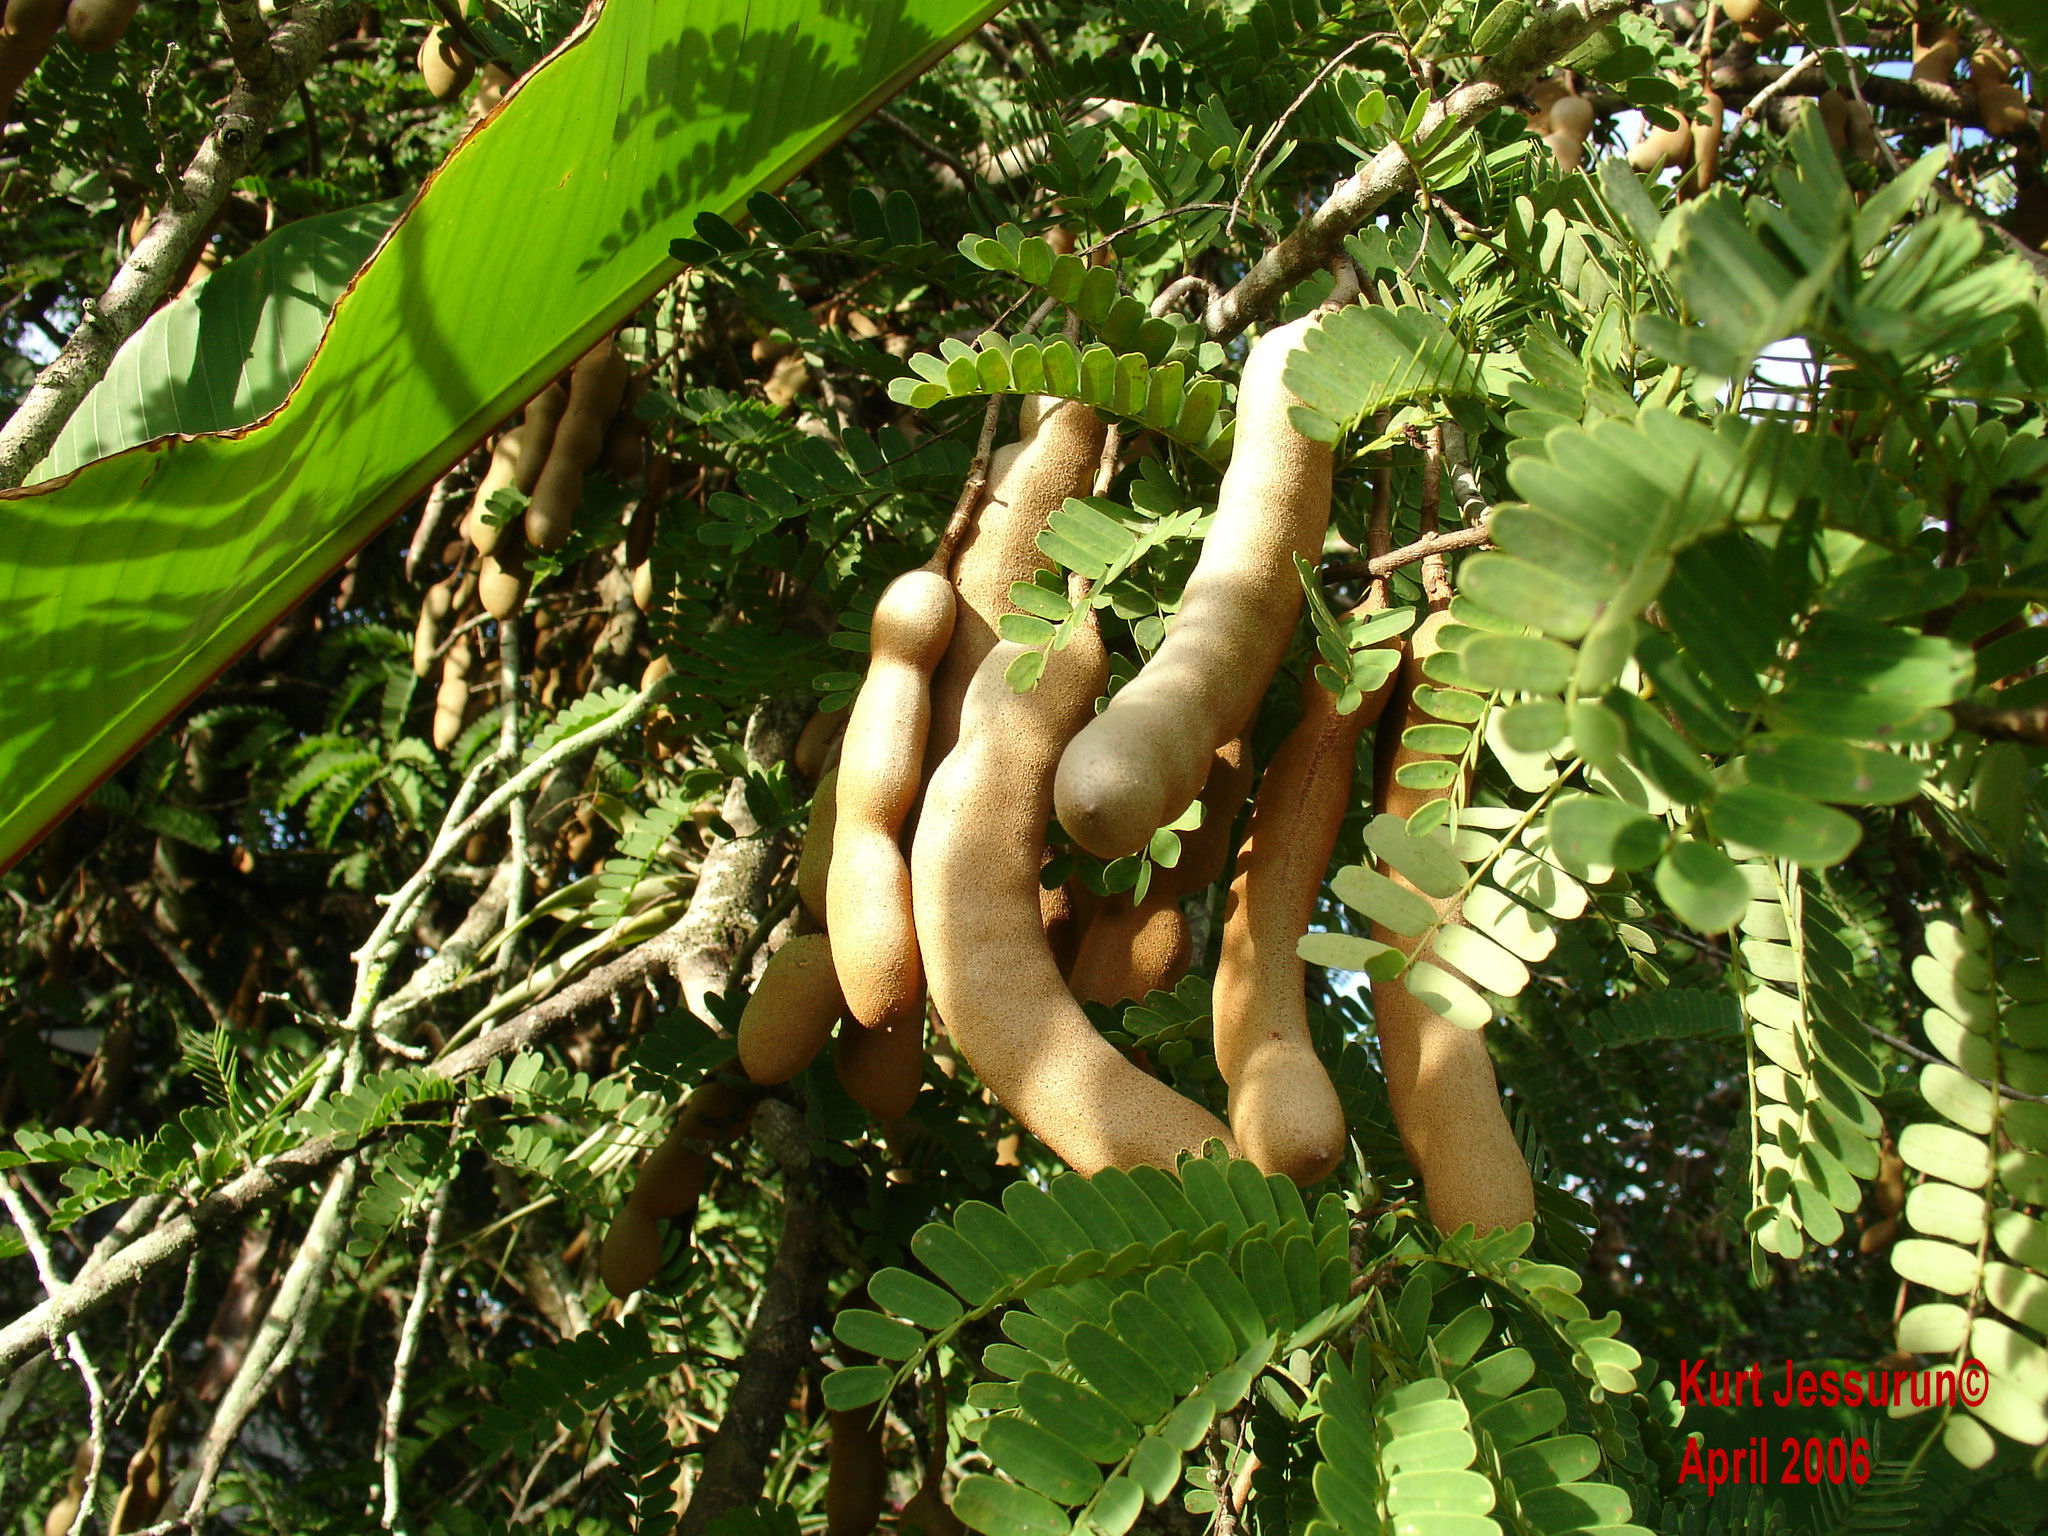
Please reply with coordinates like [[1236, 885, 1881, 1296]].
[[497, 620, 530, 980], [112, 1250, 201, 1425], [934, 397, 1007, 567], [1150, 275, 1221, 318], [380, 1128, 459, 1531], [1228, 37, 1374, 236], [2, 1176, 107, 1536], [1331, 523, 1494, 581]]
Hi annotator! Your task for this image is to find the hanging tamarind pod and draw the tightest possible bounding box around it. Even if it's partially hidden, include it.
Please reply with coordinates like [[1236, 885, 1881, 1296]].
[[527, 339, 630, 551], [1817, 89, 1851, 152], [825, 1409, 889, 1536], [797, 768, 838, 924], [1525, 76, 1568, 132], [737, 932, 846, 1086], [1686, 91, 1725, 196], [477, 537, 528, 621], [603, 376, 648, 478], [1215, 663, 1401, 1186], [1057, 316, 1333, 859], [107, 1395, 178, 1532], [1721, 0, 1781, 42], [599, 1075, 757, 1298], [923, 396, 1105, 776], [460, 427, 523, 558], [1544, 92, 1594, 174], [1912, 21, 1961, 86], [1039, 860, 1100, 979], [1066, 736, 1253, 1007], [62, 0, 140, 53], [912, 623, 1236, 1174], [1369, 612, 1534, 1234], [417, 24, 475, 100], [1843, 98, 1880, 164], [793, 706, 847, 780], [412, 569, 472, 677], [828, 554, 958, 1032], [1971, 47, 2032, 139], [432, 636, 474, 751], [1, 0, 64, 124], [42, 1443, 90, 1536], [834, 1007, 925, 1120], [1627, 108, 1694, 174]]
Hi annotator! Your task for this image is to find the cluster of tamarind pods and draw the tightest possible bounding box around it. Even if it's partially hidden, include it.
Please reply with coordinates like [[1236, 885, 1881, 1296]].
[[0, 0, 140, 122], [414, 333, 656, 750], [416, 0, 517, 120], [597, 303, 1535, 1306]]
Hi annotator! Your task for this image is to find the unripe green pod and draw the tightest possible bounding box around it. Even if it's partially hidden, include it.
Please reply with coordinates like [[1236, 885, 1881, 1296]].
[[737, 932, 844, 1086], [912, 626, 1235, 1174], [1055, 316, 1333, 858], [829, 569, 956, 1031]]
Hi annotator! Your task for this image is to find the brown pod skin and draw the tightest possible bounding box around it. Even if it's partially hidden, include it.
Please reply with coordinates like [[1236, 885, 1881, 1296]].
[[417, 24, 474, 99], [630, 559, 654, 613], [738, 932, 845, 1086], [43, 1443, 90, 1536], [1057, 316, 1334, 858], [798, 768, 839, 926], [1971, 49, 2031, 139], [1627, 112, 1693, 173], [478, 540, 528, 620], [512, 382, 570, 496], [1216, 671, 1399, 1186], [108, 1395, 178, 1532], [1817, 90, 1850, 152], [1370, 612, 1534, 1235], [1, 0, 64, 123], [1722, 0, 1781, 42], [432, 637, 474, 751], [826, 1409, 888, 1536], [794, 706, 847, 780], [1843, 99, 1879, 165], [413, 577, 455, 678], [1068, 895, 1191, 1007], [461, 426, 525, 556], [1040, 861, 1100, 979], [834, 1008, 924, 1120], [1912, 23, 1960, 86], [912, 627, 1236, 1174], [1686, 92, 1724, 196], [528, 340, 630, 551], [599, 1078, 754, 1297], [924, 396, 1106, 776], [829, 569, 957, 1031], [63, 0, 139, 52]]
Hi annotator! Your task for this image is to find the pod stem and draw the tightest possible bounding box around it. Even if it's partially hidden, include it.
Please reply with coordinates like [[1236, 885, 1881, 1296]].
[[929, 397, 1007, 571]]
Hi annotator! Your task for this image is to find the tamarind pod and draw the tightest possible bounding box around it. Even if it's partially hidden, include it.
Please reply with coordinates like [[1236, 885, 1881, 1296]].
[[42, 1443, 89, 1536], [794, 706, 847, 780], [63, 0, 139, 52], [1040, 859, 1099, 978], [738, 932, 845, 1086], [1215, 667, 1399, 1186], [478, 541, 528, 620], [1874, 1147, 1905, 1218], [603, 412, 646, 479], [432, 637, 474, 751], [924, 396, 1106, 776], [1843, 99, 1879, 165], [1543, 129, 1585, 175], [471, 60, 513, 116], [829, 569, 957, 1031], [1858, 1215, 1898, 1255], [1067, 894, 1191, 1007], [901, 1484, 967, 1536], [1688, 92, 1724, 195], [825, 1409, 888, 1536], [528, 341, 630, 551], [107, 1396, 178, 1532], [1817, 89, 1850, 152], [834, 1008, 924, 1120], [912, 626, 1236, 1174], [1971, 49, 2031, 139], [630, 559, 654, 613], [512, 381, 570, 494], [598, 1077, 755, 1298], [1056, 316, 1333, 859], [641, 652, 673, 690], [412, 579, 453, 678], [1, 0, 63, 123], [1627, 113, 1693, 173], [797, 768, 838, 926], [1911, 23, 1960, 86], [417, 24, 474, 99], [460, 427, 525, 556], [626, 457, 667, 568], [1724, 0, 1781, 42], [1548, 93, 1593, 139], [1370, 613, 1533, 1234]]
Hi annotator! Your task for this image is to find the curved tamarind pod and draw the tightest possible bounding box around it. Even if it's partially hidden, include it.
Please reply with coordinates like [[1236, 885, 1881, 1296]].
[[1687, 92, 1724, 196], [63, 0, 139, 52], [1972, 49, 2031, 139], [924, 396, 1106, 775], [477, 539, 527, 620], [1067, 735, 1253, 1006], [1370, 612, 1534, 1234], [1627, 111, 1693, 173], [738, 932, 845, 1086], [1056, 316, 1333, 858], [413, 576, 456, 678], [1543, 130, 1585, 174], [1, 0, 64, 123], [630, 559, 654, 613], [528, 340, 629, 551], [108, 1395, 178, 1531], [599, 1076, 756, 1297], [834, 1008, 924, 1120], [828, 567, 957, 1030], [797, 768, 838, 926], [1216, 671, 1399, 1186], [42, 1443, 90, 1536], [1912, 23, 1960, 86], [912, 627, 1236, 1174], [459, 427, 523, 555], [417, 24, 474, 99], [432, 636, 474, 751], [794, 706, 847, 780], [825, 1409, 888, 1536], [513, 382, 569, 490]]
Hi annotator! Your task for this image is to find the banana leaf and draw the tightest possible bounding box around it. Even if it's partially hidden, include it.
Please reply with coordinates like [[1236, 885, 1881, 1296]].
[[0, 0, 1003, 871]]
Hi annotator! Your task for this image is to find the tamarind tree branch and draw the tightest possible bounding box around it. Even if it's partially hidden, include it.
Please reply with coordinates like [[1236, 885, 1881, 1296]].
[[1952, 700, 2048, 745], [2, 1175, 109, 1536], [1201, 0, 1632, 340], [1329, 523, 1494, 582], [215, 0, 277, 85], [0, 0, 363, 488]]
